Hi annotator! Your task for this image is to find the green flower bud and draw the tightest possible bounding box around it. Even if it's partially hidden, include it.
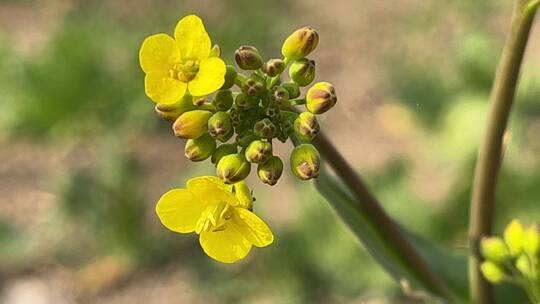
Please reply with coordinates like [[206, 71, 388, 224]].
[[263, 59, 285, 77], [213, 90, 234, 111], [209, 44, 221, 57], [294, 112, 320, 141], [208, 112, 232, 141], [233, 181, 253, 210], [236, 130, 258, 148], [235, 93, 257, 109], [306, 82, 337, 114], [271, 86, 290, 106], [235, 46, 263, 70], [245, 140, 272, 164], [480, 237, 510, 264], [265, 104, 280, 119], [280, 111, 298, 136], [282, 82, 301, 99], [217, 128, 234, 143], [217, 154, 251, 184], [281, 26, 319, 60], [221, 65, 238, 90], [154, 95, 197, 122], [276, 129, 289, 143], [504, 219, 525, 256], [289, 58, 316, 87], [290, 144, 320, 180], [254, 118, 277, 139], [480, 261, 504, 284], [185, 134, 216, 162], [524, 225, 540, 256], [516, 254, 532, 277], [173, 110, 212, 139], [192, 96, 210, 107], [257, 156, 283, 186], [211, 144, 238, 165], [242, 73, 266, 97]]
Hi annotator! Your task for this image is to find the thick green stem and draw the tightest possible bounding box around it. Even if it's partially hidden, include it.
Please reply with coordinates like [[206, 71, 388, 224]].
[[313, 133, 455, 301], [468, 1, 538, 303]]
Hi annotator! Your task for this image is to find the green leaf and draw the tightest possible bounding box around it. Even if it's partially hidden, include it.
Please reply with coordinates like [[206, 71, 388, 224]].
[[314, 170, 468, 302]]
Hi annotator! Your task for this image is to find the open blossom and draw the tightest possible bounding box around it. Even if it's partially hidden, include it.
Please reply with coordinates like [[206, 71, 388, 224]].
[[139, 15, 226, 105], [156, 176, 274, 263]]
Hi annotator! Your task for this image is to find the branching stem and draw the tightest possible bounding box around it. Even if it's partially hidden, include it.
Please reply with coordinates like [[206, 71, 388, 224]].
[[468, 1, 538, 303]]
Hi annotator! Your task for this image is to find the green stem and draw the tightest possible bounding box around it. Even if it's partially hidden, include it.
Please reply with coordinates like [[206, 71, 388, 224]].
[[468, 1, 538, 303], [312, 133, 455, 301]]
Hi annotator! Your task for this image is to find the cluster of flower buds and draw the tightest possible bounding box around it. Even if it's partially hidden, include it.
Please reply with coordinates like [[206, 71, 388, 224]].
[[156, 26, 337, 186], [480, 220, 539, 295]]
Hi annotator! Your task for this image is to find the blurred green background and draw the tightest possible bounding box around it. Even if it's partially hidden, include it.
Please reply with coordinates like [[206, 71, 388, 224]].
[[1, 0, 540, 303]]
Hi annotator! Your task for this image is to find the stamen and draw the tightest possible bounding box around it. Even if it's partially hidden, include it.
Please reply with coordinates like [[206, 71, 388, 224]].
[[195, 201, 233, 234]]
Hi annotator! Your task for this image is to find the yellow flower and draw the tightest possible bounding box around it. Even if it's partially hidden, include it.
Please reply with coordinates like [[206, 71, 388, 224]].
[[156, 176, 274, 263], [140, 15, 226, 105]]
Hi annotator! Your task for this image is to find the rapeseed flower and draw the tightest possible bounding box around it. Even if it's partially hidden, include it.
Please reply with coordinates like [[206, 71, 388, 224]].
[[156, 176, 274, 263], [140, 15, 226, 105]]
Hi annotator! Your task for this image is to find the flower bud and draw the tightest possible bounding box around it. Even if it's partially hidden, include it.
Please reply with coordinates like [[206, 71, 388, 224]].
[[480, 237, 509, 264], [282, 82, 301, 99], [211, 144, 238, 165], [233, 181, 253, 210], [235, 93, 257, 109], [276, 129, 289, 143], [271, 86, 290, 106], [209, 44, 221, 57], [192, 96, 209, 107], [289, 58, 316, 87], [245, 140, 272, 164], [173, 110, 212, 139], [290, 144, 320, 180], [265, 104, 280, 119], [216, 154, 251, 184], [254, 118, 277, 139], [516, 254, 532, 277], [213, 90, 234, 111], [480, 261, 504, 284], [306, 82, 337, 114], [257, 156, 283, 186], [185, 134, 216, 162], [504, 219, 525, 256], [154, 95, 197, 122], [235, 46, 263, 70], [242, 74, 266, 97], [294, 112, 320, 141], [524, 225, 539, 256], [236, 130, 258, 148], [263, 59, 285, 77], [280, 111, 298, 136], [221, 65, 238, 90], [208, 112, 232, 141], [281, 26, 319, 60]]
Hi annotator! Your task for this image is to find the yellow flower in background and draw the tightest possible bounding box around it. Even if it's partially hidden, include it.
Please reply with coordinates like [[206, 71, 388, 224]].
[[139, 15, 226, 105], [156, 176, 274, 263]]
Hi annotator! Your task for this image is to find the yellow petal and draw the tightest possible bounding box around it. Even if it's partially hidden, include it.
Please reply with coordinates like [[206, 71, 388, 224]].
[[187, 176, 236, 206], [155, 189, 205, 233], [233, 208, 274, 247], [174, 15, 211, 60], [188, 57, 226, 97], [145, 71, 187, 105], [199, 225, 252, 263], [232, 181, 253, 209], [139, 34, 180, 73]]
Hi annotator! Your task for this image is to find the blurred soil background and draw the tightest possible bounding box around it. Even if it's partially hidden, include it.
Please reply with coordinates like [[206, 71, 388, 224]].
[[1, 0, 540, 303]]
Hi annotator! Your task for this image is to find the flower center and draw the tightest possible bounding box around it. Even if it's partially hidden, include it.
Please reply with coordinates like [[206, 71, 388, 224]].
[[169, 60, 199, 82], [195, 201, 233, 234]]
